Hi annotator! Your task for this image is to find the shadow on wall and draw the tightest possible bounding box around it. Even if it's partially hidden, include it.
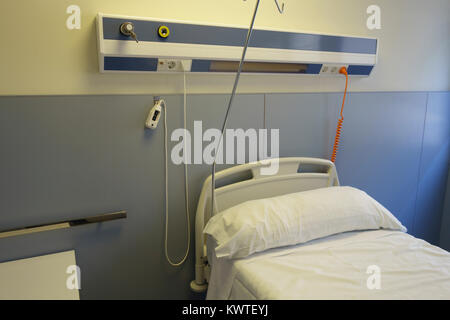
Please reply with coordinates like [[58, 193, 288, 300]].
[[440, 168, 450, 251]]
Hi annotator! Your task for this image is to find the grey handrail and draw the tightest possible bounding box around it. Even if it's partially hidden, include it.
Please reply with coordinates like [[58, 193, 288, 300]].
[[0, 210, 127, 239]]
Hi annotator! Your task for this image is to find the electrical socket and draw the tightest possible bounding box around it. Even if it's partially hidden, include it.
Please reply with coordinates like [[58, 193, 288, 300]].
[[320, 64, 348, 75], [157, 59, 192, 72]]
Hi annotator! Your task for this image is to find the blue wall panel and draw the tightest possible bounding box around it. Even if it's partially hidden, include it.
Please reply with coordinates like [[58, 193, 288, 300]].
[[335, 92, 427, 231], [0, 91, 448, 299], [0, 95, 196, 299]]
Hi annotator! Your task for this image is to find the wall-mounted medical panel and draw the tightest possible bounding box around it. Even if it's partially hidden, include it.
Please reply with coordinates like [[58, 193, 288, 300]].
[[97, 13, 378, 75]]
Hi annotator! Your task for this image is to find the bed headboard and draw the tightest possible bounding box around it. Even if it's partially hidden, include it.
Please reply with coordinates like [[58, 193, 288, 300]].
[[190, 157, 339, 292]]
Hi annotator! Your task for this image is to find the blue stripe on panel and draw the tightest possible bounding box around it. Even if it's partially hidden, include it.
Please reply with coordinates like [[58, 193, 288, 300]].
[[103, 18, 377, 55], [347, 65, 374, 75], [305, 64, 323, 74], [104, 57, 158, 71], [191, 60, 212, 72]]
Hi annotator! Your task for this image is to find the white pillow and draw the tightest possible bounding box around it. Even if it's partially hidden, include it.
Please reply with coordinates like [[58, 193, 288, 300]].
[[204, 186, 406, 259]]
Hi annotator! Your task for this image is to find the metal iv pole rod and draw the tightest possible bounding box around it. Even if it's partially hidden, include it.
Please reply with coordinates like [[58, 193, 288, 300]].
[[211, 0, 283, 216], [211, 0, 261, 217]]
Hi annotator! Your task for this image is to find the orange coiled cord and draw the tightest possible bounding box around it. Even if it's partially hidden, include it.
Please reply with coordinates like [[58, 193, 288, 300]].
[[331, 67, 348, 163]]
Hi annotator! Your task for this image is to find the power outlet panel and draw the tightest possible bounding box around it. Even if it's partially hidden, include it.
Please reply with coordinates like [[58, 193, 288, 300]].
[[157, 59, 192, 72], [320, 64, 348, 75]]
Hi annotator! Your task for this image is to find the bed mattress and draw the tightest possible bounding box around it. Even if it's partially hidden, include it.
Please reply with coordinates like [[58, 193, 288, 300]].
[[206, 230, 450, 300]]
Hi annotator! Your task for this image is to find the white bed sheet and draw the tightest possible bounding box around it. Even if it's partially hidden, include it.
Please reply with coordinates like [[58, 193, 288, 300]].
[[206, 230, 450, 300]]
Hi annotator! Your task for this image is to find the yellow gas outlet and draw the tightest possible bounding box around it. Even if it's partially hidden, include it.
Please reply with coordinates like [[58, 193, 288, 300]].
[[158, 26, 170, 38]]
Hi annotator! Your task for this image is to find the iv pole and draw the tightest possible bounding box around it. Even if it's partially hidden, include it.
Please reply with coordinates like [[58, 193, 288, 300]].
[[190, 0, 285, 292], [211, 0, 284, 216]]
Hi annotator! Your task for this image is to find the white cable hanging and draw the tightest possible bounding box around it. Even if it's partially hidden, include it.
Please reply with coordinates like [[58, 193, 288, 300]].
[[164, 72, 190, 266]]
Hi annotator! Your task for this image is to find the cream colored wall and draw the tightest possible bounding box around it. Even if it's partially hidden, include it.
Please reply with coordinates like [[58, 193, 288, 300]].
[[0, 0, 449, 95]]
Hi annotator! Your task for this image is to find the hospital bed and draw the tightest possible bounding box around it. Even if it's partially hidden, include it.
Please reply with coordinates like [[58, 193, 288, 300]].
[[191, 158, 450, 300]]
